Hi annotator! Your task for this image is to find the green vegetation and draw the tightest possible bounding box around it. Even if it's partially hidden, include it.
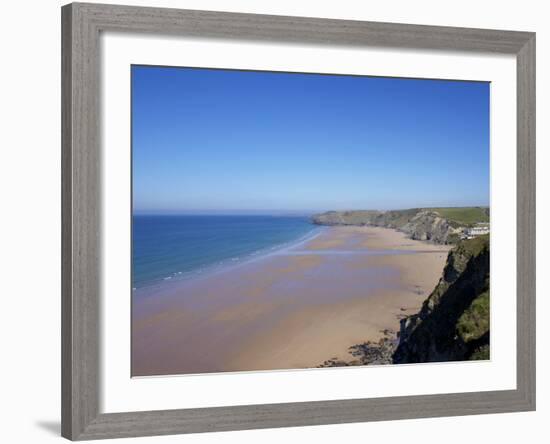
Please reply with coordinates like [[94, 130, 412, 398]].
[[428, 207, 489, 225], [469, 345, 490, 360], [457, 234, 490, 257], [446, 232, 461, 244], [337, 210, 383, 225], [382, 209, 421, 227], [457, 290, 490, 343]]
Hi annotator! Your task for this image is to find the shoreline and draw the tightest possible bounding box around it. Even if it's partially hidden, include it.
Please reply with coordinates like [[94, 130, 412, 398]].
[[132, 225, 450, 376], [132, 223, 327, 297]]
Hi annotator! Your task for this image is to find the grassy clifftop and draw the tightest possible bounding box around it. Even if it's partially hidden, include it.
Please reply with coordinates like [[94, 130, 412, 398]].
[[429, 207, 489, 226], [312, 207, 489, 227]]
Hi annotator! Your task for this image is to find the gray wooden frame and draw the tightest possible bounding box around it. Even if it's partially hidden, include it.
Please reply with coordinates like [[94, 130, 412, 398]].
[[61, 2, 536, 440]]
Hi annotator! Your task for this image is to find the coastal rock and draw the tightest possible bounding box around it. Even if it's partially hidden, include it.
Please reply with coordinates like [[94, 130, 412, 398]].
[[400, 210, 460, 244], [318, 332, 397, 367], [393, 235, 490, 363], [311, 209, 464, 244]]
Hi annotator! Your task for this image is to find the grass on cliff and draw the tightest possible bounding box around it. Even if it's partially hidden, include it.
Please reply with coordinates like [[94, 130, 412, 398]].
[[457, 234, 490, 257], [384, 209, 421, 227], [457, 290, 490, 343], [470, 345, 490, 360], [429, 207, 489, 225]]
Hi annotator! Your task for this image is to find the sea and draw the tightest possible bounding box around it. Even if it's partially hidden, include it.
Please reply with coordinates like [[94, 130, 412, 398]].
[[132, 214, 321, 290]]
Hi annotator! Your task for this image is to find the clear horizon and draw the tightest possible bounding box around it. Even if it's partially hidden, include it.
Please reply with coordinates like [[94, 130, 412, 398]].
[[133, 205, 490, 217], [132, 66, 490, 213]]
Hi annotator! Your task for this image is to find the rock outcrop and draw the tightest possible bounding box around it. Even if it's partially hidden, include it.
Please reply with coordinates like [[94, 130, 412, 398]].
[[312, 209, 462, 244], [318, 329, 397, 367], [393, 235, 490, 363]]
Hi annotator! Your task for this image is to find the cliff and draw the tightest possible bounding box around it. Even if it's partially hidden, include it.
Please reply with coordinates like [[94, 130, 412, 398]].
[[393, 235, 490, 363], [312, 208, 470, 244]]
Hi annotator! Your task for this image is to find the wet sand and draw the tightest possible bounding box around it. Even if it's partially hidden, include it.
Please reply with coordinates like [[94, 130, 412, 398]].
[[132, 226, 450, 376]]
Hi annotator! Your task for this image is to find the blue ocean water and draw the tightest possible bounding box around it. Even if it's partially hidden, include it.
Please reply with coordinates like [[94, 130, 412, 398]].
[[132, 215, 319, 289]]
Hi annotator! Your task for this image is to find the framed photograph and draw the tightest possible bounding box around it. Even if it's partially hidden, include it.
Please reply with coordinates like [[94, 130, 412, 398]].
[[61, 2, 535, 440]]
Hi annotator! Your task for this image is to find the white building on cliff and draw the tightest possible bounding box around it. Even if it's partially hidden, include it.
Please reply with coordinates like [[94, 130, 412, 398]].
[[463, 224, 490, 239]]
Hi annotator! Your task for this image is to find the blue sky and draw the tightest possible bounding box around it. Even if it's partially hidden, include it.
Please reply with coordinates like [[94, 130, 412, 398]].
[[132, 65, 489, 214]]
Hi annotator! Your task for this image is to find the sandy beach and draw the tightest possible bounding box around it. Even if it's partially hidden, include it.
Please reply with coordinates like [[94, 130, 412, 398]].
[[132, 226, 450, 376]]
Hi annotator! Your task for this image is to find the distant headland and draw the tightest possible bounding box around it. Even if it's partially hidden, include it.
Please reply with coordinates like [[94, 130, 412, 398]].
[[312, 207, 489, 245]]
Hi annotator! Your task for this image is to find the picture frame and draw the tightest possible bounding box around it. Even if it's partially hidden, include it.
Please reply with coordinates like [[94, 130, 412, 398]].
[[61, 2, 536, 440]]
